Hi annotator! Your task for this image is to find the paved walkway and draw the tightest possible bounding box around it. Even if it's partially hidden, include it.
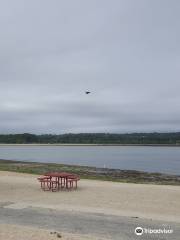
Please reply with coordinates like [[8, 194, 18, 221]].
[[0, 205, 179, 240]]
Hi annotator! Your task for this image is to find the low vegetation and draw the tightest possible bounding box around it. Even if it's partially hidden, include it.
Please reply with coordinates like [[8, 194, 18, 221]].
[[0, 159, 180, 185]]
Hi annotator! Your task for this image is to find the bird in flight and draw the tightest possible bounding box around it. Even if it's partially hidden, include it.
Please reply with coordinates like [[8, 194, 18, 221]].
[[85, 91, 91, 94]]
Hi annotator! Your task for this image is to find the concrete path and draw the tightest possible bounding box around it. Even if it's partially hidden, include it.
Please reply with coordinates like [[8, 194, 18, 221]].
[[0, 205, 179, 240]]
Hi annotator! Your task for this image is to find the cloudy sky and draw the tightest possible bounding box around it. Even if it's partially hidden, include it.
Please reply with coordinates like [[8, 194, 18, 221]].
[[0, 0, 180, 134]]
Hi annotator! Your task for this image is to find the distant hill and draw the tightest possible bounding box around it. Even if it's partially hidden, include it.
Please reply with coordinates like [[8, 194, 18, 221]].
[[0, 132, 180, 144]]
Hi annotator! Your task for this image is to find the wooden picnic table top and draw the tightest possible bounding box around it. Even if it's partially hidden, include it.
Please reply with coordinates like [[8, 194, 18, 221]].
[[44, 172, 74, 178]]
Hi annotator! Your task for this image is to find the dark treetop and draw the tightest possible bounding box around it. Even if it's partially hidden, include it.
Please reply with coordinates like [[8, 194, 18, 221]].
[[0, 132, 180, 144]]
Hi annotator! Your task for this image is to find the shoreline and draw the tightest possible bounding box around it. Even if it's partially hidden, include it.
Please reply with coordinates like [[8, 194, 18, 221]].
[[0, 159, 180, 185], [0, 143, 180, 147]]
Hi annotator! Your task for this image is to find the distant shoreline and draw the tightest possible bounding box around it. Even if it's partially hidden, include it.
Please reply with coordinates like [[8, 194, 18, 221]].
[[0, 143, 180, 147]]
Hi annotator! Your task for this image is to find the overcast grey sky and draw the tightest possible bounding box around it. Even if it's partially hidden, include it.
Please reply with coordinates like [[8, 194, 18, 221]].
[[0, 0, 180, 134]]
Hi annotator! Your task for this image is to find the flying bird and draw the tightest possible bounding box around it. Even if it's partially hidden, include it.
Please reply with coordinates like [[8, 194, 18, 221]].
[[85, 91, 91, 94]]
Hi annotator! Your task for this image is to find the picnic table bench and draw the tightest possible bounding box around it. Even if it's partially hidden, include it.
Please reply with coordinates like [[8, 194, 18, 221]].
[[37, 172, 80, 192]]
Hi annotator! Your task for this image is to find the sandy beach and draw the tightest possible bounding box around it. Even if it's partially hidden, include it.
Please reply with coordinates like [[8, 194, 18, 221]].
[[0, 171, 180, 239]]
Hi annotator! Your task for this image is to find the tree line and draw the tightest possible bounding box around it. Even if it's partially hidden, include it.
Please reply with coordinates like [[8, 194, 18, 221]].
[[0, 132, 180, 144]]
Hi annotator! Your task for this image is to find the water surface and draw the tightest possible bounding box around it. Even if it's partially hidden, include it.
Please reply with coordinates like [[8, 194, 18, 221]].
[[0, 145, 180, 175]]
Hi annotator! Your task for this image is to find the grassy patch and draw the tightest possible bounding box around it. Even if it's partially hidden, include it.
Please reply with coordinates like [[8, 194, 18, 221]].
[[0, 159, 180, 185]]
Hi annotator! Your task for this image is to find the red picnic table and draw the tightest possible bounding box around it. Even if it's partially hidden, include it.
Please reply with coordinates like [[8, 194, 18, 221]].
[[44, 172, 74, 190], [37, 172, 80, 191]]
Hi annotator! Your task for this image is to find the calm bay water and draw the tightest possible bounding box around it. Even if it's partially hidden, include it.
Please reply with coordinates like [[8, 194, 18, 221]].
[[0, 145, 180, 175]]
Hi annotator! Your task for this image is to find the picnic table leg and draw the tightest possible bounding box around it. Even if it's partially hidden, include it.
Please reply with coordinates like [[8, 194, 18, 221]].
[[61, 177, 63, 188], [66, 177, 68, 189], [58, 177, 61, 190], [60, 177, 65, 188]]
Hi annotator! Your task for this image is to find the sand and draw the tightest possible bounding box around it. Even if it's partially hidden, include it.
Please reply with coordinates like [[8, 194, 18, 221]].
[[0, 171, 180, 222], [0, 224, 106, 240], [0, 171, 180, 239]]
